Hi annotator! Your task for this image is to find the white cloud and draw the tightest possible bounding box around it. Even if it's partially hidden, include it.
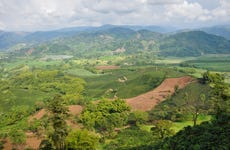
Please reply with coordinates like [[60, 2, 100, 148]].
[[165, 1, 211, 21], [212, 0, 230, 21], [0, 0, 229, 31], [147, 0, 184, 5]]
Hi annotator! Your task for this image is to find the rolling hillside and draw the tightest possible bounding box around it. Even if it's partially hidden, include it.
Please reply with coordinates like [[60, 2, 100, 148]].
[[159, 31, 230, 57]]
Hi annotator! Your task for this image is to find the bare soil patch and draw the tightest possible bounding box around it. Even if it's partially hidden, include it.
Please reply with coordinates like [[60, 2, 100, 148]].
[[126, 76, 194, 111], [19, 105, 83, 150], [68, 105, 83, 116], [29, 105, 83, 121]]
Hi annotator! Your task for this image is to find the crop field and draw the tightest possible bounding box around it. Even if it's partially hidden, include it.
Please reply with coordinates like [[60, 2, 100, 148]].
[[184, 54, 230, 72], [66, 68, 99, 77], [154, 56, 196, 64], [83, 66, 186, 99], [0, 88, 52, 112]]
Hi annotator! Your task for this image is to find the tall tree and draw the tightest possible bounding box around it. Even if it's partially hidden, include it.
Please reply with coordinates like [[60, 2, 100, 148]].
[[151, 120, 174, 139], [184, 92, 207, 126], [46, 95, 69, 150]]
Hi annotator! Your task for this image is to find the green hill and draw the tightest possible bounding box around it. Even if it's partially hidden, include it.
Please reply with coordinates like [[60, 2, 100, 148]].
[[159, 31, 230, 57]]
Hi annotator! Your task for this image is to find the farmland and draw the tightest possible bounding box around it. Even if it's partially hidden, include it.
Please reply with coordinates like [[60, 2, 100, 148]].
[[0, 25, 229, 149]]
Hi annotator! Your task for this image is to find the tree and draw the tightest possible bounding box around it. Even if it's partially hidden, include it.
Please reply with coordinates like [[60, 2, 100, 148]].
[[81, 99, 130, 135], [158, 111, 230, 150], [65, 129, 99, 150], [128, 110, 148, 126], [183, 92, 207, 126], [151, 120, 174, 139], [46, 95, 69, 150]]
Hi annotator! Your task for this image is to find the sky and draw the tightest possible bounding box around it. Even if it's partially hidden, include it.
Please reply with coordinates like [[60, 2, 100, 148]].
[[0, 0, 229, 31]]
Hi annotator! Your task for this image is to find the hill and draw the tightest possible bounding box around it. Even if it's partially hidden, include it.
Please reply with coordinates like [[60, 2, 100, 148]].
[[2, 26, 230, 58], [200, 25, 230, 40], [159, 31, 230, 57]]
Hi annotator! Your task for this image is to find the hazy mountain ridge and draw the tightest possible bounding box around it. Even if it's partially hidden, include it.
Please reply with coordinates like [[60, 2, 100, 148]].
[[159, 31, 230, 56], [200, 25, 230, 40], [1, 25, 230, 57]]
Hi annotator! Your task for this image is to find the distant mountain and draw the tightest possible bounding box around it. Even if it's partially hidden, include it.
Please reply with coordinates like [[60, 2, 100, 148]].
[[200, 25, 230, 40], [2, 25, 230, 58], [159, 31, 230, 57], [0, 31, 29, 50], [119, 25, 176, 33], [0, 25, 176, 50]]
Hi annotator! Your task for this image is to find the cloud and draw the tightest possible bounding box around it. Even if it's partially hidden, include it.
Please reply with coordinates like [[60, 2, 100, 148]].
[[0, 0, 229, 31], [212, 0, 230, 21], [147, 0, 184, 5], [82, 0, 140, 14], [165, 1, 211, 20]]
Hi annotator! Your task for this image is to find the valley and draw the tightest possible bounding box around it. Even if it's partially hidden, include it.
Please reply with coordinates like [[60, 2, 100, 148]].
[[0, 25, 229, 150]]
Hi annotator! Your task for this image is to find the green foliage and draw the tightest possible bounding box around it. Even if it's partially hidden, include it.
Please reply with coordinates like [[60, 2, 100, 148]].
[[158, 113, 230, 150], [39, 139, 54, 150], [155, 71, 230, 150], [128, 111, 149, 126], [150, 82, 210, 122], [0, 105, 32, 127], [9, 128, 26, 149], [84, 66, 185, 99], [104, 127, 156, 150], [65, 129, 99, 150], [151, 120, 174, 139], [81, 99, 130, 133], [0, 68, 85, 112], [46, 95, 69, 150]]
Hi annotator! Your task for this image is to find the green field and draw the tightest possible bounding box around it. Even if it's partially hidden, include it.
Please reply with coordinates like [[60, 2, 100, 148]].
[[171, 115, 212, 132], [83, 66, 186, 99], [184, 54, 230, 72], [140, 114, 212, 133]]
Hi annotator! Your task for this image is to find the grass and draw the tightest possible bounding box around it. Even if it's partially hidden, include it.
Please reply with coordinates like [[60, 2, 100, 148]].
[[171, 115, 212, 132], [139, 114, 212, 133]]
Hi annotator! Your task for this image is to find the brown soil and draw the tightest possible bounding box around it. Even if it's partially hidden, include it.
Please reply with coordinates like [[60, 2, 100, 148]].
[[25, 132, 41, 150], [3, 139, 12, 150], [3, 132, 41, 150], [68, 105, 83, 116], [126, 76, 194, 111], [29, 105, 83, 121], [95, 65, 120, 70], [29, 109, 47, 121], [9, 105, 84, 150]]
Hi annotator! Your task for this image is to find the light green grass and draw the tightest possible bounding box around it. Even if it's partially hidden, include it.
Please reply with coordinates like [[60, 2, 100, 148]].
[[171, 115, 212, 132], [139, 115, 212, 133]]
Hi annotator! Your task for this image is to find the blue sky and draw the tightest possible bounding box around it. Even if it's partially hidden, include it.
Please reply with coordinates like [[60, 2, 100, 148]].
[[0, 0, 229, 31]]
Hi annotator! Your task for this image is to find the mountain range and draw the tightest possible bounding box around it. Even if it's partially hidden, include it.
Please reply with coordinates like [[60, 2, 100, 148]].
[[0, 24, 230, 57]]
